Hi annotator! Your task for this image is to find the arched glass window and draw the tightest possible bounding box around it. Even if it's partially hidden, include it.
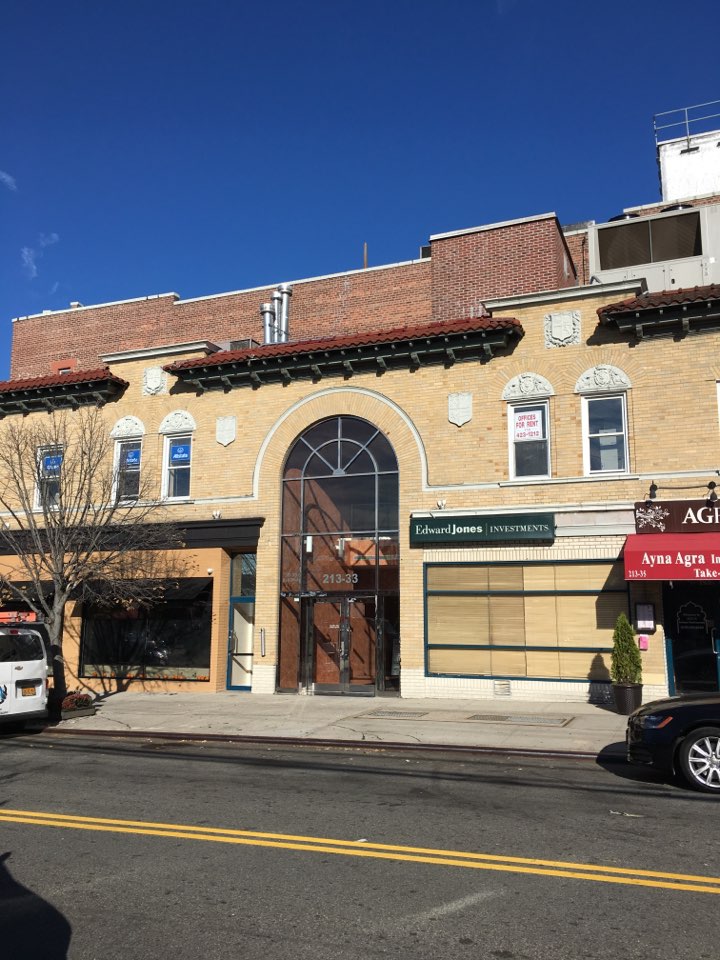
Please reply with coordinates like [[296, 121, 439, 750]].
[[280, 416, 399, 596]]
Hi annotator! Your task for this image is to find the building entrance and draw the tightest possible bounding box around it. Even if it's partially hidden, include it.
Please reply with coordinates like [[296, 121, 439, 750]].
[[277, 416, 400, 695], [305, 596, 376, 694], [663, 582, 720, 693]]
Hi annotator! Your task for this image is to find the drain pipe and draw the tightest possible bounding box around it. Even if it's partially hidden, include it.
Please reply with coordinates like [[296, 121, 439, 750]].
[[278, 283, 292, 343], [260, 302, 275, 345]]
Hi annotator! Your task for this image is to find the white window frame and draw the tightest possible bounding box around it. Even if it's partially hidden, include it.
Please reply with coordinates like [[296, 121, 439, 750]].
[[35, 445, 63, 510], [162, 434, 192, 500], [114, 438, 143, 503], [581, 393, 629, 476], [508, 400, 551, 480]]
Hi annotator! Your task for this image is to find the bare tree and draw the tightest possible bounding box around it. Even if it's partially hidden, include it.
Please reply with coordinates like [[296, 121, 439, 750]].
[[0, 408, 185, 710]]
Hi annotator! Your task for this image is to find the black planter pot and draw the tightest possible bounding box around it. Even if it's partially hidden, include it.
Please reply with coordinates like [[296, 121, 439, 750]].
[[612, 682, 643, 715]]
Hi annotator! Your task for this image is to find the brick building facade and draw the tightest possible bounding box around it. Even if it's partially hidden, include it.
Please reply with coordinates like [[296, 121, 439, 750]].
[[4, 145, 720, 703]]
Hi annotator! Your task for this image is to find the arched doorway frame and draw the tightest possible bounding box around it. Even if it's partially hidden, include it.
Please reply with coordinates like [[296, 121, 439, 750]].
[[277, 415, 400, 695]]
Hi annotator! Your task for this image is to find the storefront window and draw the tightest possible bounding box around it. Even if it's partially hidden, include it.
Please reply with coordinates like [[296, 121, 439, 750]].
[[80, 579, 212, 681], [425, 562, 628, 681]]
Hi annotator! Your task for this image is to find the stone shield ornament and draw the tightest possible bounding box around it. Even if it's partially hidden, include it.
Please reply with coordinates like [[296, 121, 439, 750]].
[[142, 366, 167, 396], [448, 393, 472, 427], [544, 310, 580, 348], [216, 416, 236, 447]]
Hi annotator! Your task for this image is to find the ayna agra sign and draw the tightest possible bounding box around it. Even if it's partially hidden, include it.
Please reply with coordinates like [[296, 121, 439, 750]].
[[410, 513, 555, 545]]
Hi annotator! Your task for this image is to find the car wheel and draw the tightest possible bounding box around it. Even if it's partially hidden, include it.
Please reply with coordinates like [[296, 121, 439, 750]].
[[678, 727, 720, 793]]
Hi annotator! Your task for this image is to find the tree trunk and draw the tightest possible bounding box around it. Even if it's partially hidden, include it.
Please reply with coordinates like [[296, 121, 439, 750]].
[[46, 598, 68, 720]]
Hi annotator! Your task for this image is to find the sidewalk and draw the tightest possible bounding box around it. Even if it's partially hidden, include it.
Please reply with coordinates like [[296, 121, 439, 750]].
[[53, 692, 629, 757]]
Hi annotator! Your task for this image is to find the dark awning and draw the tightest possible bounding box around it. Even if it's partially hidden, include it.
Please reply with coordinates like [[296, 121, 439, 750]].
[[624, 534, 720, 581]]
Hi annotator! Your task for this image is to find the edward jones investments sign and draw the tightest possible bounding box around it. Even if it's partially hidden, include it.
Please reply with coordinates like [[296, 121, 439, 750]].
[[410, 513, 555, 545]]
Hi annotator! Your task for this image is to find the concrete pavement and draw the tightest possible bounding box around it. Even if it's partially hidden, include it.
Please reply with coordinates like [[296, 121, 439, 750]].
[[52, 691, 630, 757]]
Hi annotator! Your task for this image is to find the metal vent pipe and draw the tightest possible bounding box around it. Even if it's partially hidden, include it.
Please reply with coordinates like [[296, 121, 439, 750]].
[[278, 283, 293, 343], [260, 302, 275, 345], [271, 289, 283, 344]]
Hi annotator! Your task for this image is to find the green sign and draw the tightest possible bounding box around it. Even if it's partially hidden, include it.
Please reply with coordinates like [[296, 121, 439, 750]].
[[410, 513, 555, 544]]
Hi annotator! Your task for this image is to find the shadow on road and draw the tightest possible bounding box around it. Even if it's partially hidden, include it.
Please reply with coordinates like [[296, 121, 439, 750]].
[[0, 852, 71, 958]]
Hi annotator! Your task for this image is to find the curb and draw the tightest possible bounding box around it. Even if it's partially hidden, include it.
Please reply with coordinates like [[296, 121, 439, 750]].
[[37, 725, 627, 763]]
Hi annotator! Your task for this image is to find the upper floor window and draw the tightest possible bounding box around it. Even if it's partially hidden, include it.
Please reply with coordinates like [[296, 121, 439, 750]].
[[110, 416, 146, 504], [575, 365, 631, 476], [510, 402, 550, 479], [116, 439, 142, 502], [502, 373, 554, 481], [36, 446, 63, 509], [164, 435, 192, 499], [158, 410, 196, 501], [582, 395, 628, 474]]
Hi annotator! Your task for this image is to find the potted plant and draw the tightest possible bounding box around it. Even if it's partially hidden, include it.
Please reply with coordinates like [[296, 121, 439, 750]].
[[610, 612, 643, 715], [60, 691, 96, 720]]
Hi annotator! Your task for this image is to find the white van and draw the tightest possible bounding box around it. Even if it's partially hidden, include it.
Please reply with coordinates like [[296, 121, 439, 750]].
[[0, 627, 49, 728]]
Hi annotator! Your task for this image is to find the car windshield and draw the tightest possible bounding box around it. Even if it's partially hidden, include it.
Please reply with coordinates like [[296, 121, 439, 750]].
[[0, 631, 45, 662]]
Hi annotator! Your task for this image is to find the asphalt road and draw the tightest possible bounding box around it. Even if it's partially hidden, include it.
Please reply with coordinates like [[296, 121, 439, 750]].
[[1, 731, 718, 960]]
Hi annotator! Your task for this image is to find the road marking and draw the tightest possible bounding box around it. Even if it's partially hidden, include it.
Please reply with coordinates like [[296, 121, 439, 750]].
[[397, 890, 500, 924], [2, 808, 720, 895]]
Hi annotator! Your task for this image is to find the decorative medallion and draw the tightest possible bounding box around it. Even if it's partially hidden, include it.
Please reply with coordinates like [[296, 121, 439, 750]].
[[448, 393, 472, 427], [110, 415, 146, 439], [142, 366, 167, 396], [502, 373, 554, 401], [575, 364, 631, 394], [544, 310, 580, 348], [216, 415, 236, 447], [158, 410, 197, 434]]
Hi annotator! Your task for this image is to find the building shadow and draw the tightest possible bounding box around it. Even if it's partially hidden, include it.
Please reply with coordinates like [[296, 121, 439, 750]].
[[0, 852, 71, 958]]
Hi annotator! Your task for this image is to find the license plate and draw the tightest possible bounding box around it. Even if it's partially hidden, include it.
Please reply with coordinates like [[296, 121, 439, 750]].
[[20, 685, 36, 697]]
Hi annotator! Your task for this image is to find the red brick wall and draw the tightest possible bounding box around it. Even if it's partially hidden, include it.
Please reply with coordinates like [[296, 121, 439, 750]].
[[11, 261, 432, 379], [10, 214, 581, 378], [431, 217, 576, 322], [563, 229, 589, 286]]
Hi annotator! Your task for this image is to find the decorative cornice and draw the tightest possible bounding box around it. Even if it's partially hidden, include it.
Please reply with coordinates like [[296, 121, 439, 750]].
[[0, 369, 128, 416], [598, 285, 720, 338], [166, 317, 524, 392]]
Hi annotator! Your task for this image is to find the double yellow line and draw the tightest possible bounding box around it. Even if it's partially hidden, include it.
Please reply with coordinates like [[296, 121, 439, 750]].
[[2, 808, 720, 895]]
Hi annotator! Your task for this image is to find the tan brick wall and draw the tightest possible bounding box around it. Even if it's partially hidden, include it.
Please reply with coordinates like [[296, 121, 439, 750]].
[[7, 279, 718, 699]]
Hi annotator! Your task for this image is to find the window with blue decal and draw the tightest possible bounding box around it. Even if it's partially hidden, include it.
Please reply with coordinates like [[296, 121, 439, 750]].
[[116, 439, 142, 502], [165, 434, 192, 498], [36, 446, 63, 509]]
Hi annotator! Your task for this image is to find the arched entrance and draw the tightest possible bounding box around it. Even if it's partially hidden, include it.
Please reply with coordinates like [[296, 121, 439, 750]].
[[277, 416, 399, 695]]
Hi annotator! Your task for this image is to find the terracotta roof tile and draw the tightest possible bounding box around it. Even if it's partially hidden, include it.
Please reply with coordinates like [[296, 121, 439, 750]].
[[167, 316, 523, 372], [0, 367, 128, 394], [598, 284, 720, 319]]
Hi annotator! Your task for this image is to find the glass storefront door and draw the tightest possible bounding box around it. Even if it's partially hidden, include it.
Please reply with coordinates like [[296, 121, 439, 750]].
[[664, 583, 720, 693], [307, 596, 376, 695]]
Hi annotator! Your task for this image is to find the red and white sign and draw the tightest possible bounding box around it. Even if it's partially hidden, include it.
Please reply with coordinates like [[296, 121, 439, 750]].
[[513, 408, 544, 442], [624, 534, 720, 580]]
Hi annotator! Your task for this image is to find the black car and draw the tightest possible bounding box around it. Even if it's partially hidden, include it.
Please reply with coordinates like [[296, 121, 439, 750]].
[[627, 694, 720, 793]]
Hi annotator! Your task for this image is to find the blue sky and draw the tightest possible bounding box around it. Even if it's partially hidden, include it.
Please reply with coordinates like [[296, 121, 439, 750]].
[[1, 0, 719, 378]]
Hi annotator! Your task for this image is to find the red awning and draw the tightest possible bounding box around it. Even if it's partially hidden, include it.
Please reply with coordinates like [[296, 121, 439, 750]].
[[624, 533, 720, 581]]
